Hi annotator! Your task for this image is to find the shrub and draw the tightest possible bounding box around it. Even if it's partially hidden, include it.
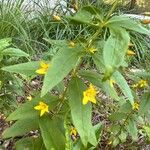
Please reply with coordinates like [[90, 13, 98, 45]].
[[1, 2, 150, 149]]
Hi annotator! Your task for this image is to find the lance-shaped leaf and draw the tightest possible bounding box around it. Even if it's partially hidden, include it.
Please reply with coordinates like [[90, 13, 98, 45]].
[[39, 116, 65, 150], [15, 137, 46, 150], [1, 48, 29, 57], [107, 15, 150, 35], [41, 45, 81, 97], [3, 118, 38, 138], [1, 61, 40, 76], [126, 119, 138, 141], [7, 94, 58, 121], [79, 70, 119, 100], [68, 6, 101, 26], [139, 93, 150, 114], [113, 71, 134, 105], [67, 77, 97, 147], [103, 27, 130, 68]]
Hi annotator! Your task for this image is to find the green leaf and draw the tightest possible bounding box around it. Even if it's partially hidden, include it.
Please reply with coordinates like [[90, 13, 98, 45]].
[[119, 131, 127, 143], [113, 71, 134, 105], [15, 137, 46, 150], [3, 118, 38, 138], [103, 27, 130, 68], [79, 70, 119, 100], [1, 48, 29, 57], [126, 119, 138, 141], [67, 77, 97, 147], [107, 15, 150, 35], [139, 93, 150, 114], [79, 70, 102, 88], [39, 116, 65, 150], [103, 80, 119, 100], [68, 6, 101, 26], [92, 53, 105, 71], [109, 112, 126, 121], [118, 101, 132, 113], [41, 44, 81, 97], [143, 126, 150, 141], [7, 95, 58, 121], [44, 39, 68, 48], [1, 61, 40, 76], [0, 38, 11, 51]]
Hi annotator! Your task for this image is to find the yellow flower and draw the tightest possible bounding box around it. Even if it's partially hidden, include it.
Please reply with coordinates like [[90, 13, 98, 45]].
[[34, 101, 49, 116], [69, 41, 75, 47], [132, 80, 148, 89], [27, 95, 32, 101], [70, 127, 77, 136], [138, 80, 148, 88], [36, 61, 49, 75], [109, 79, 116, 87], [83, 83, 97, 105], [132, 83, 139, 89], [127, 50, 136, 56], [132, 102, 139, 111], [107, 140, 112, 145], [53, 15, 61, 21], [89, 47, 97, 54], [141, 19, 150, 24]]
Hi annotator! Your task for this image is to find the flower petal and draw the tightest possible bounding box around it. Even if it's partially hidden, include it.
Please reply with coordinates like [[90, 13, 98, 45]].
[[34, 105, 41, 110], [36, 68, 46, 75]]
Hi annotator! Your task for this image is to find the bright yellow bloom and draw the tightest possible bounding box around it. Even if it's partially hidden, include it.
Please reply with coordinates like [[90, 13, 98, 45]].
[[36, 61, 49, 75], [141, 19, 150, 24], [132, 83, 139, 89], [27, 95, 32, 101], [34, 101, 49, 116], [89, 47, 97, 54], [82, 83, 97, 105], [109, 79, 116, 87], [132, 80, 148, 89], [70, 127, 77, 136], [69, 41, 75, 47], [138, 80, 148, 88], [132, 102, 139, 111], [127, 50, 136, 56], [53, 15, 61, 21]]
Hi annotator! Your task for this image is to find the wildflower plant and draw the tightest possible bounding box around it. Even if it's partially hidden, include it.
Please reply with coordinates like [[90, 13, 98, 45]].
[[1, 2, 150, 149]]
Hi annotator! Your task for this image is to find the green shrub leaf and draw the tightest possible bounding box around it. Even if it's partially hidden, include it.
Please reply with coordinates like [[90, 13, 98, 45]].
[[1, 48, 29, 57], [7, 95, 58, 121], [15, 137, 46, 150], [107, 16, 150, 35], [113, 71, 134, 105], [103, 27, 130, 68], [68, 77, 97, 147], [139, 93, 150, 114], [3, 118, 38, 138], [1, 61, 40, 76], [39, 116, 65, 150], [41, 44, 81, 97], [68, 6, 101, 26]]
